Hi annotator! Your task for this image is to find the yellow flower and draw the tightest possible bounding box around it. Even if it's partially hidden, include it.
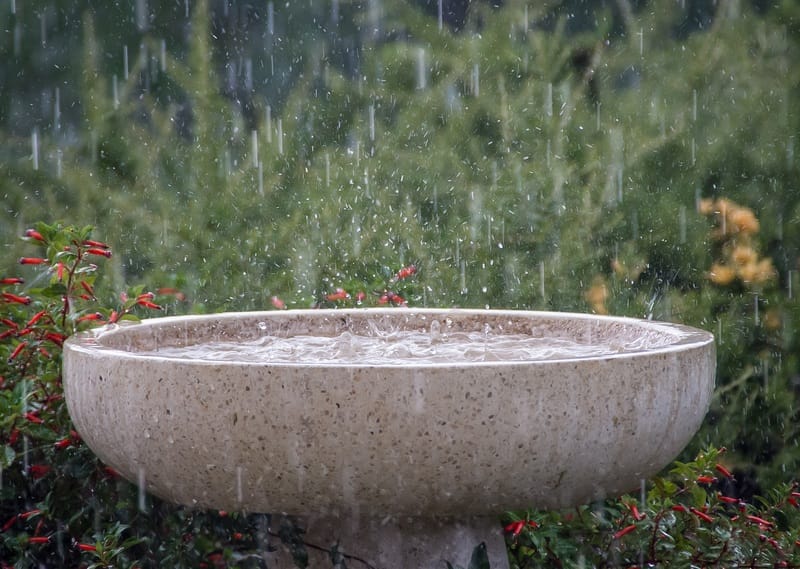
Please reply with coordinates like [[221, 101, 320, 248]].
[[731, 245, 757, 267], [729, 207, 760, 235], [585, 276, 609, 315], [708, 263, 736, 286]]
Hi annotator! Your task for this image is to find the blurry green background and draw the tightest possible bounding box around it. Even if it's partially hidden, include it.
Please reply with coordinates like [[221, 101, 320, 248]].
[[2, 0, 800, 488]]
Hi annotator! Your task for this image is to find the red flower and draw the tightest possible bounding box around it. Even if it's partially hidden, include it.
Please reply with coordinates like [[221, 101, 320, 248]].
[[746, 514, 773, 528], [54, 437, 73, 450], [24, 229, 45, 241], [26, 310, 47, 327], [326, 288, 350, 302], [76, 542, 97, 552], [690, 507, 714, 523], [2, 292, 32, 305], [613, 524, 637, 540], [19, 257, 47, 265], [76, 312, 104, 323], [137, 299, 163, 310], [696, 475, 717, 485], [715, 463, 734, 479], [86, 248, 112, 258], [271, 296, 286, 310], [29, 464, 51, 479], [28, 536, 50, 544], [82, 239, 109, 249], [8, 342, 28, 363], [0, 277, 24, 285], [395, 264, 417, 280]]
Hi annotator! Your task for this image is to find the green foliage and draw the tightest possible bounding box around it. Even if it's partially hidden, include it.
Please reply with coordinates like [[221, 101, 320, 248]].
[[2, 0, 800, 564]]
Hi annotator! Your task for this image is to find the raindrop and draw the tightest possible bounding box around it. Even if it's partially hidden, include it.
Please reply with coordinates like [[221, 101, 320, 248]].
[[638, 27, 644, 57], [368, 103, 375, 141], [39, 11, 46, 47], [417, 48, 427, 90], [123, 45, 129, 80], [325, 152, 330, 187], [276, 119, 283, 155], [138, 467, 147, 511], [251, 130, 259, 168], [267, 1, 275, 36], [54, 87, 60, 133], [754, 294, 759, 326], [691, 137, 696, 166], [136, 0, 148, 32], [679, 205, 687, 243], [265, 105, 272, 143], [472, 63, 480, 97], [788, 269, 794, 299], [31, 128, 39, 170], [184, 0, 189, 18], [595, 101, 601, 131], [539, 261, 545, 300], [236, 465, 244, 503], [545, 83, 553, 118], [56, 148, 62, 178], [10, 0, 15, 14], [438, 0, 443, 30], [692, 89, 697, 122], [258, 161, 264, 195], [160, 39, 167, 72], [113, 75, 119, 108]]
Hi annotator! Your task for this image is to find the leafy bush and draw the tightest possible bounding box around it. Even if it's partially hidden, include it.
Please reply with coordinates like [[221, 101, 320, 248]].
[[3, 223, 800, 568]]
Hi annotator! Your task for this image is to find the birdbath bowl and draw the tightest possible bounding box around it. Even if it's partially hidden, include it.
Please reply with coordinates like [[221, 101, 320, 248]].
[[64, 309, 714, 568]]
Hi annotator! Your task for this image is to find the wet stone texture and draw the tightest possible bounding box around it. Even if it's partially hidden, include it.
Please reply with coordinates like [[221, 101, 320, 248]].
[[64, 308, 715, 568]]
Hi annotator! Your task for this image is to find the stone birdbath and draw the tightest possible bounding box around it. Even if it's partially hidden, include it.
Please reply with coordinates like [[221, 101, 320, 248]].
[[63, 309, 715, 568]]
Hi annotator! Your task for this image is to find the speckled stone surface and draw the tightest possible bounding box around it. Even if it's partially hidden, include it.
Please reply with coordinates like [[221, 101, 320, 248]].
[[63, 309, 715, 568]]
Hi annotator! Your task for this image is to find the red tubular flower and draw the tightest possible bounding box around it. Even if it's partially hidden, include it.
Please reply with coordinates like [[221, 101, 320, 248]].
[[19, 509, 41, 520], [24, 411, 43, 424], [696, 475, 717, 485], [2, 292, 32, 305], [28, 536, 50, 544], [717, 493, 739, 504], [54, 437, 72, 450], [395, 264, 418, 280], [86, 248, 112, 258], [82, 239, 109, 249], [628, 503, 645, 521], [715, 463, 734, 479], [24, 229, 44, 241], [137, 300, 163, 310], [0, 330, 15, 341], [326, 288, 350, 302], [76, 543, 97, 552], [19, 257, 47, 265], [690, 507, 714, 523], [1, 515, 18, 532], [26, 310, 47, 327], [0, 318, 17, 329], [102, 466, 120, 478], [0, 277, 24, 285], [671, 504, 687, 513], [271, 296, 286, 310], [29, 464, 51, 479], [232, 532, 243, 540], [157, 287, 186, 301], [80, 281, 95, 298], [9, 341, 28, 362], [77, 312, 104, 323], [503, 520, 525, 537], [44, 332, 65, 346], [55, 262, 65, 281], [613, 524, 637, 540], [746, 514, 774, 527], [356, 291, 366, 303]]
